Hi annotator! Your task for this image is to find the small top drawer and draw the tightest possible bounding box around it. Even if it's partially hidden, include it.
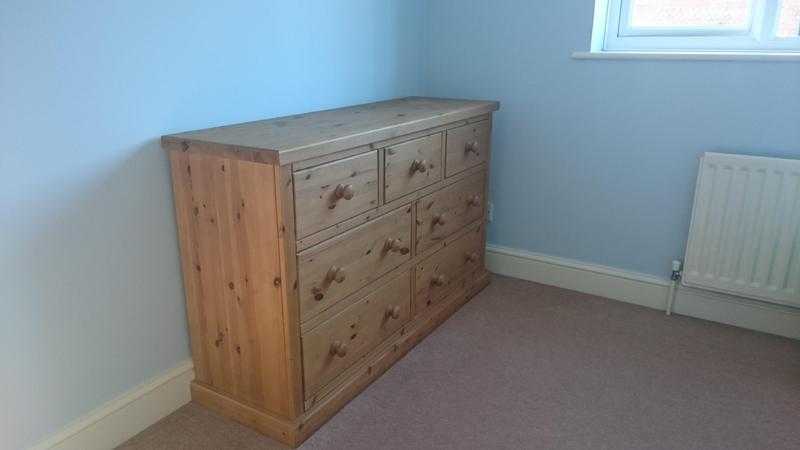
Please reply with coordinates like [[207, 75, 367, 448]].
[[298, 206, 412, 321], [416, 172, 485, 253], [302, 271, 411, 397], [445, 120, 490, 177], [384, 133, 443, 202], [294, 151, 379, 238]]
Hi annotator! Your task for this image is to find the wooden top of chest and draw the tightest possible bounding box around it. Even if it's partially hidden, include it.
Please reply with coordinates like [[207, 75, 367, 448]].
[[162, 97, 499, 165]]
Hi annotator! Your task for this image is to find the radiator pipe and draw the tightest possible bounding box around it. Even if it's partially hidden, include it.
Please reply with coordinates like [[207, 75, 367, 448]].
[[666, 260, 682, 316]]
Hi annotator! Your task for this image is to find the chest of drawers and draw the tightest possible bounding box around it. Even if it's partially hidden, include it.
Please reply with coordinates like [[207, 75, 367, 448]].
[[163, 97, 499, 446]]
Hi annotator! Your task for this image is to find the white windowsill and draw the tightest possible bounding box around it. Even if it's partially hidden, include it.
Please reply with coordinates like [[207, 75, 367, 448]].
[[572, 51, 800, 62]]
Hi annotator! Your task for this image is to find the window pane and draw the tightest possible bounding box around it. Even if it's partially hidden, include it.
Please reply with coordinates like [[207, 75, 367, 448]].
[[630, 0, 751, 28], [777, 0, 800, 37]]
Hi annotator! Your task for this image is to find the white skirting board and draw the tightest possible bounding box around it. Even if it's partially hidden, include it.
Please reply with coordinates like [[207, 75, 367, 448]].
[[486, 245, 800, 340], [31, 359, 194, 450]]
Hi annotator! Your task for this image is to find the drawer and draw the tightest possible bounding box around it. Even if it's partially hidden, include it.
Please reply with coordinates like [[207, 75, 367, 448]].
[[445, 120, 490, 177], [415, 224, 484, 313], [384, 133, 443, 202], [302, 271, 411, 397], [298, 206, 412, 320], [294, 151, 379, 238], [416, 172, 485, 253]]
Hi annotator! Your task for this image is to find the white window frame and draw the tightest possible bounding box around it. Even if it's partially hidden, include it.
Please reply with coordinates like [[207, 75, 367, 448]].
[[602, 0, 800, 52]]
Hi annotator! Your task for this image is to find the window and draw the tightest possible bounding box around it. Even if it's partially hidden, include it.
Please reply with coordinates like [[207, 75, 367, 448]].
[[600, 0, 800, 52]]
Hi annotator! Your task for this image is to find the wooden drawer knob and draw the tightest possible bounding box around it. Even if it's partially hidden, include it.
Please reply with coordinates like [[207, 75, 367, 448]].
[[334, 184, 355, 201], [385, 305, 402, 320], [325, 266, 346, 284], [410, 159, 428, 174], [468, 195, 481, 207], [330, 341, 348, 358], [384, 238, 409, 254], [431, 274, 448, 287], [466, 252, 480, 263], [465, 140, 480, 154], [433, 214, 447, 226]]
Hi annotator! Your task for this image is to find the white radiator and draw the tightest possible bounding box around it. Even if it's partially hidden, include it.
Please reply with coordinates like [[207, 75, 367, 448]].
[[683, 152, 800, 307]]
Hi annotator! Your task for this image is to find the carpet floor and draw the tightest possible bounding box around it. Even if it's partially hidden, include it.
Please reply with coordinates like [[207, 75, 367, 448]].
[[119, 275, 800, 450]]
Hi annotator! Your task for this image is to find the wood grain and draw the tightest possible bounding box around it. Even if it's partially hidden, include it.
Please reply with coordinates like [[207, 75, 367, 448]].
[[165, 97, 497, 447], [445, 119, 491, 177], [163, 97, 499, 165], [384, 133, 443, 202], [189, 270, 489, 448], [191, 382, 299, 447], [416, 172, 486, 253], [297, 270, 490, 444], [415, 223, 484, 313], [297, 206, 412, 321], [295, 164, 486, 252], [168, 151, 293, 418], [299, 217, 487, 333], [301, 271, 411, 397], [274, 165, 305, 417], [293, 151, 379, 238]]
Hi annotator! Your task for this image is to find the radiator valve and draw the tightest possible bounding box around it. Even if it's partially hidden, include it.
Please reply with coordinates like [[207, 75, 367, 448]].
[[671, 260, 683, 282], [666, 260, 683, 316]]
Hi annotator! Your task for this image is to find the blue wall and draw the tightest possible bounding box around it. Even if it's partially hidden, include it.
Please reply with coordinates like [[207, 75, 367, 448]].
[[423, 0, 800, 277], [4, 1, 800, 447], [0, 1, 423, 448]]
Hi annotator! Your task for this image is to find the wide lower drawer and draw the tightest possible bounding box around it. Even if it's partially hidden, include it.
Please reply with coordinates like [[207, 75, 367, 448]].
[[293, 151, 379, 238], [302, 271, 411, 397], [298, 205, 412, 321], [415, 223, 484, 314], [416, 172, 485, 253], [445, 120, 490, 177]]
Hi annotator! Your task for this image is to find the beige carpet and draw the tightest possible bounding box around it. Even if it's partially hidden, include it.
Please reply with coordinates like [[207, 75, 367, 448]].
[[119, 275, 800, 450]]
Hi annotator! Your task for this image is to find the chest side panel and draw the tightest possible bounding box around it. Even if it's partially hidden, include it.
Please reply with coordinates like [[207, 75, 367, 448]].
[[169, 150, 293, 418]]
